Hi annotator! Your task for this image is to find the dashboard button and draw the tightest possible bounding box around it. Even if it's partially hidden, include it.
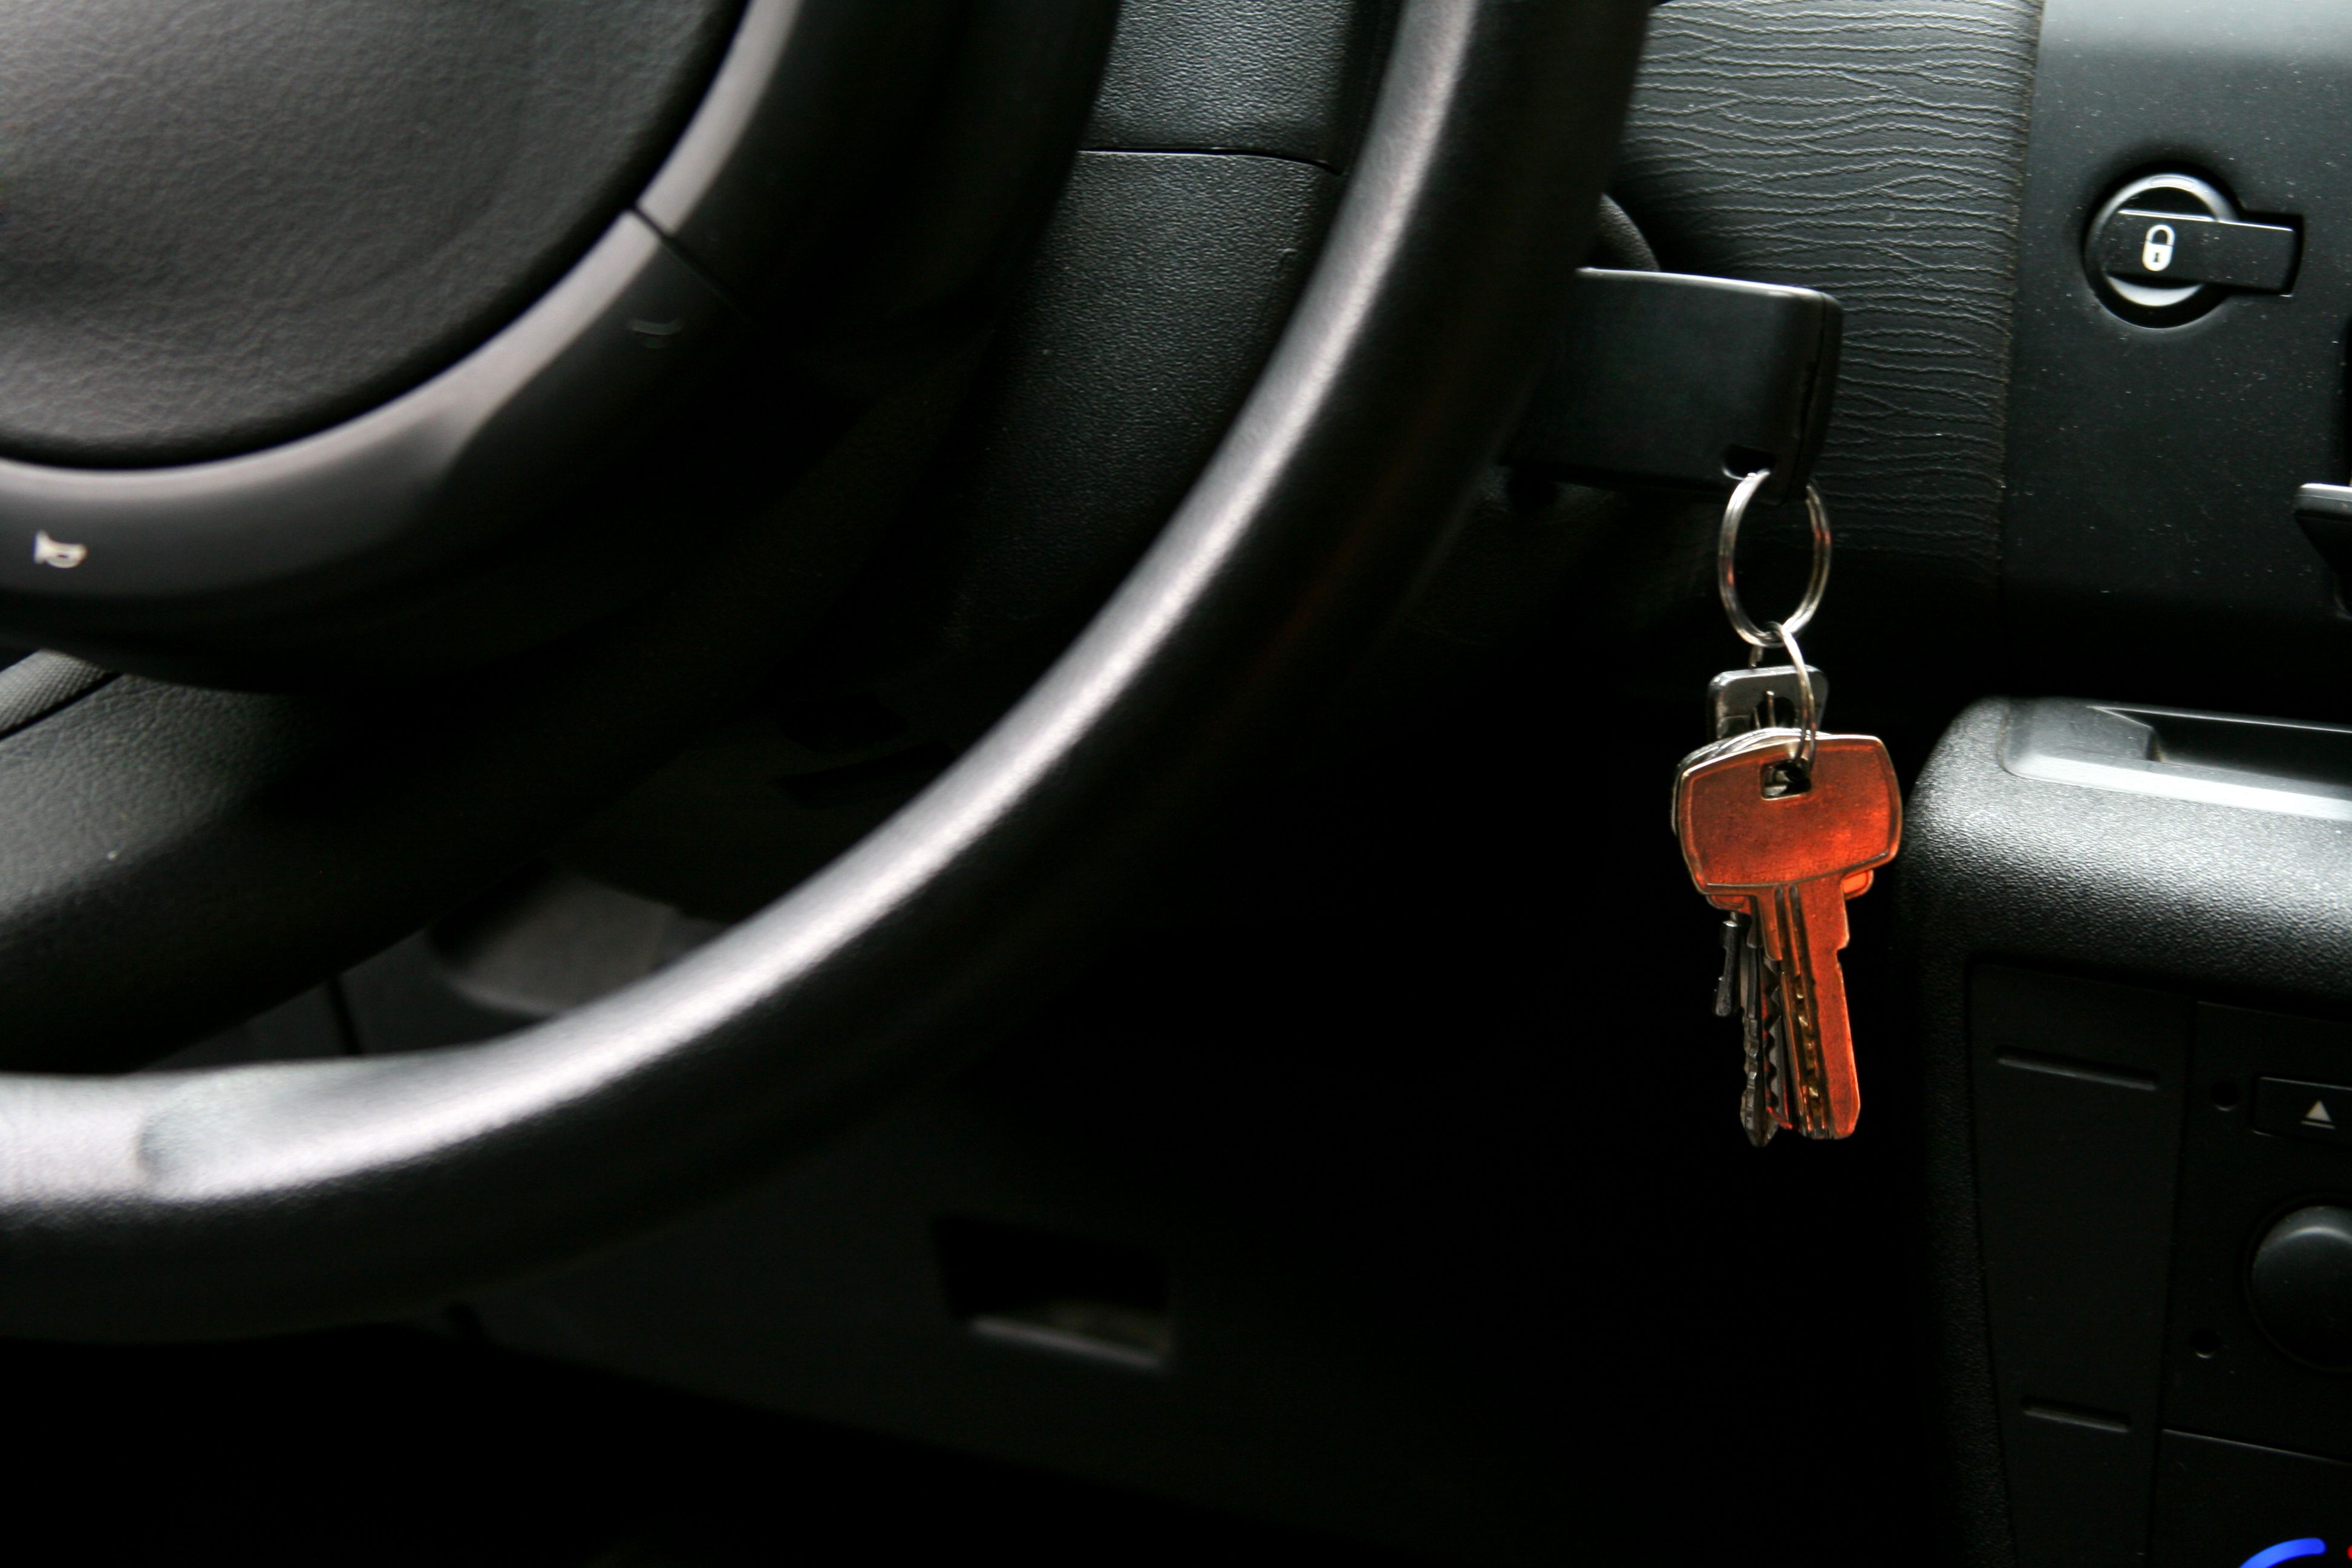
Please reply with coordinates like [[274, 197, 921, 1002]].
[[2082, 171, 2295, 325], [2249, 1206, 2352, 1370], [2255, 1077, 2352, 1144], [2094, 207, 2298, 293]]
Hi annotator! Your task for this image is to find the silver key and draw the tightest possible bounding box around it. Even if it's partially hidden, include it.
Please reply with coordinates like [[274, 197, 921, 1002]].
[[1714, 911, 1743, 1018], [1696, 670, 1823, 1146], [1708, 662, 1829, 739], [1738, 916, 1780, 1145], [1709, 893, 1782, 1143], [1717, 906, 1782, 1142]]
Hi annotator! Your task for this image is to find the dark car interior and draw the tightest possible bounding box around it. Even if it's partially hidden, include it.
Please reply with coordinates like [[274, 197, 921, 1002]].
[[0, 1, 2346, 1563]]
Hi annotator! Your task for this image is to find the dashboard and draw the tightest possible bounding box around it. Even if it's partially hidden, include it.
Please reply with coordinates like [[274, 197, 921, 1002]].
[[54, 2, 2352, 1563]]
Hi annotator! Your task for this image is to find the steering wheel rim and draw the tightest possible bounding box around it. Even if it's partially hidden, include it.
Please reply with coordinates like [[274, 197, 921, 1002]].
[[0, 0, 1647, 1339]]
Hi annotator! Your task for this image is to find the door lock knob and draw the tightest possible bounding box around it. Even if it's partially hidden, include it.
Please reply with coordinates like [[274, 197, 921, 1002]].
[[2085, 172, 2299, 325], [2096, 208, 2296, 290]]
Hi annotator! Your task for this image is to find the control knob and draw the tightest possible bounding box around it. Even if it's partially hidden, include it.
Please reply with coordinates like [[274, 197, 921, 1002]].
[[2249, 1206, 2352, 1371]]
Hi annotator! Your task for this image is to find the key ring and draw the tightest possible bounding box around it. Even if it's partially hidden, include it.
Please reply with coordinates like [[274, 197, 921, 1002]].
[[1766, 618, 1818, 774], [1717, 468, 1831, 650]]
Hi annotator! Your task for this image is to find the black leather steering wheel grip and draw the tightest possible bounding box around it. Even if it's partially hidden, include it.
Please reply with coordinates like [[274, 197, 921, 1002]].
[[2249, 1204, 2352, 1370]]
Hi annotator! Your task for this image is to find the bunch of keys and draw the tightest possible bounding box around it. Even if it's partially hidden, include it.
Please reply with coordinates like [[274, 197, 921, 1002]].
[[1671, 470, 1901, 1145]]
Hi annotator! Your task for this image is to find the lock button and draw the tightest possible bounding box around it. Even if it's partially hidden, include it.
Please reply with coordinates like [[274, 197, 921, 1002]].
[[2085, 172, 2299, 325], [2096, 207, 2295, 290]]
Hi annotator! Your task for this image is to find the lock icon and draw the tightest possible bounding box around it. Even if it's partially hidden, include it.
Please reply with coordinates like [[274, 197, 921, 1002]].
[[2141, 222, 2177, 272]]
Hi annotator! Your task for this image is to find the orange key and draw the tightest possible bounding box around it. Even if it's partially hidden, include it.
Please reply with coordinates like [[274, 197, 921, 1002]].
[[1673, 729, 1900, 1139]]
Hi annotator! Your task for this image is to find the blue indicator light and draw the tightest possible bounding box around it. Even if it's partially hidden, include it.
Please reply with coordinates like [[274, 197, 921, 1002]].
[[2239, 1540, 2327, 1568]]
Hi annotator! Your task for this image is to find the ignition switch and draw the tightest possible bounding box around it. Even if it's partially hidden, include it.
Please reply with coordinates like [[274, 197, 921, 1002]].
[[2085, 172, 2299, 325]]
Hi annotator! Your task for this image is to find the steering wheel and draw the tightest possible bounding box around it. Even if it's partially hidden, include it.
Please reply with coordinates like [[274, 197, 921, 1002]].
[[0, 1, 1646, 1338]]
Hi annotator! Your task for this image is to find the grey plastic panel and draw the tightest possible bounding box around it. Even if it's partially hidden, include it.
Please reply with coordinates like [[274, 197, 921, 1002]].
[[1972, 966, 2191, 1568], [2150, 1432, 2352, 1568], [2002, 699, 2352, 822], [2169, 1004, 2352, 1464], [1903, 698, 2352, 1568]]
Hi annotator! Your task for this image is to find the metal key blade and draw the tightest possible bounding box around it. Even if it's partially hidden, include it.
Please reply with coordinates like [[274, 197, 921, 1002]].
[[1737, 915, 1777, 1145], [1756, 875, 1862, 1138]]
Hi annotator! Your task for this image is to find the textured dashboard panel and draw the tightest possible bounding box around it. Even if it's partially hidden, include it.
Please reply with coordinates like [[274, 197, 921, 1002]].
[[1613, 0, 2040, 627]]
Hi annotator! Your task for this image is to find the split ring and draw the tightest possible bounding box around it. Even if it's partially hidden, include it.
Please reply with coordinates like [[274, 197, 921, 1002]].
[[1717, 469, 1831, 649], [1768, 618, 1818, 773]]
